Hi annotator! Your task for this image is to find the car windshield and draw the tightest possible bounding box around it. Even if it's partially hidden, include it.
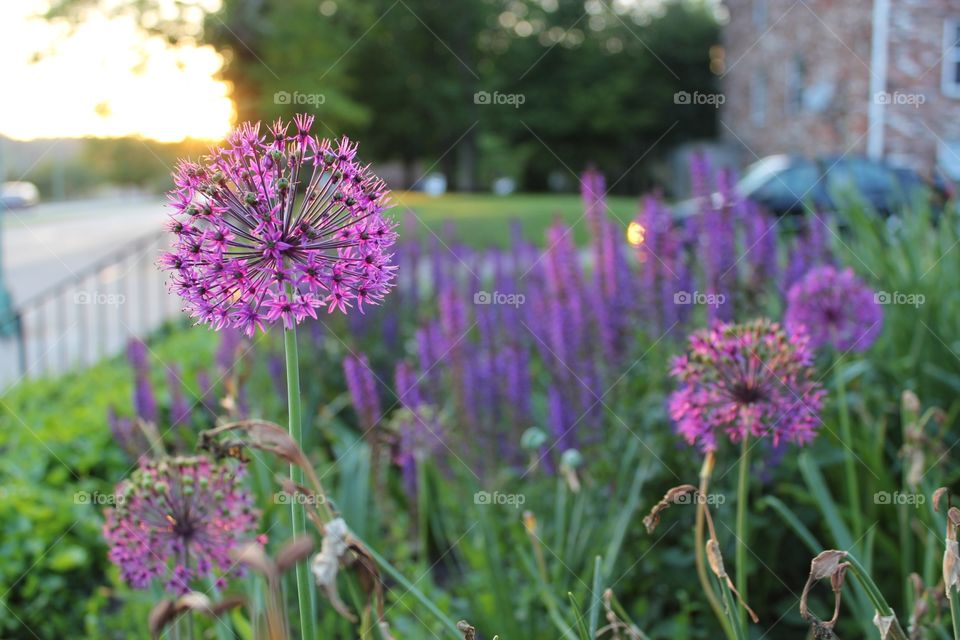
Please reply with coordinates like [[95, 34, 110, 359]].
[[736, 156, 794, 196]]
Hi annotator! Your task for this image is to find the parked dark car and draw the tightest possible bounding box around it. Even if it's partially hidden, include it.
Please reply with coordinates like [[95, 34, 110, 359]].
[[675, 155, 950, 221]]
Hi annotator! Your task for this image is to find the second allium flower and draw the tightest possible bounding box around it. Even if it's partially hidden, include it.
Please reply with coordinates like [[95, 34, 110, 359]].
[[161, 114, 397, 335], [668, 319, 825, 451]]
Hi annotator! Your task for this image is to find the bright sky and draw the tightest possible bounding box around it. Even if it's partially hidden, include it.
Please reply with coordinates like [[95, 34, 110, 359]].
[[0, 0, 233, 142]]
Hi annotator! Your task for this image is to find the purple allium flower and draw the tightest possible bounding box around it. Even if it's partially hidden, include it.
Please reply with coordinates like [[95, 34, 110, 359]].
[[668, 319, 825, 452], [160, 115, 397, 336], [103, 456, 259, 594], [785, 265, 883, 352], [343, 353, 382, 431]]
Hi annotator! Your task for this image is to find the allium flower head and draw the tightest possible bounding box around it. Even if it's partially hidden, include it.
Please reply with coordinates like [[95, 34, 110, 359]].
[[103, 456, 259, 594], [785, 265, 883, 352], [668, 319, 825, 451], [161, 114, 397, 336]]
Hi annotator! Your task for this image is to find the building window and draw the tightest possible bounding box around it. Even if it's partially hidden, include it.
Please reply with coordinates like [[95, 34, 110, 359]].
[[785, 56, 806, 115], [943, 20, 960, 97], [751, 72, 767, 126], [753, 0, 767, 30]]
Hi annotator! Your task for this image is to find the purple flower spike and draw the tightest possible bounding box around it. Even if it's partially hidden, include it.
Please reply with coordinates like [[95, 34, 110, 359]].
[[160, 115, 397, 336], [103, 456, 259, 594], [668, 319, 825, 452], [343, 353, 382, 431], [785, 265, 883, 353]]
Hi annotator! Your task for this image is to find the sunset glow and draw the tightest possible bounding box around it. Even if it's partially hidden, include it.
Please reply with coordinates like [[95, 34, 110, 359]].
[[0, 1, 233, 142]]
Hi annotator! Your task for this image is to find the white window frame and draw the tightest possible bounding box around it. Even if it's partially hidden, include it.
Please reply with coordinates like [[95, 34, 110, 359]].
[[942, 19, 960, 98]]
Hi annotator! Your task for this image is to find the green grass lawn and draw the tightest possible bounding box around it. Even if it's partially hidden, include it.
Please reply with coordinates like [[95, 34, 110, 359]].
[[392, 191, 640, 247]]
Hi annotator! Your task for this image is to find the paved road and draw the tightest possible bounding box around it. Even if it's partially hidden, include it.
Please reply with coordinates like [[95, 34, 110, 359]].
[[3, 197, 168, 301], [0, 197, 177, 388]]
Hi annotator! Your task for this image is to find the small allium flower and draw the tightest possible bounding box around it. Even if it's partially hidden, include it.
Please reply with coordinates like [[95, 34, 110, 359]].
[[785, 265, 883, 352], [103, 456, 259, 594], [668, 319, 825, 451], [161, 114, 397, 336]]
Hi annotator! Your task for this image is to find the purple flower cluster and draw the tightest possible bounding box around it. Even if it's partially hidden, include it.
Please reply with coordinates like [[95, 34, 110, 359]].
[[103, 456, 259, 594], [343, 352, 382, 431], [668, 319, 825, 451], [785, 265, 883, 352], [160, 114, 397, 336]]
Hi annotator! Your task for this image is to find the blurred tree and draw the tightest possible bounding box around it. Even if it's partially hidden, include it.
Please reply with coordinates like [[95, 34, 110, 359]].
[[39, 0, 720, 193], [480, 0, 720, 193]]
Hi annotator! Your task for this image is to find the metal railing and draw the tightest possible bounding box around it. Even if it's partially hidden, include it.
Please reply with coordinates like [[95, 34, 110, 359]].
[[0, 229, 177, 388]]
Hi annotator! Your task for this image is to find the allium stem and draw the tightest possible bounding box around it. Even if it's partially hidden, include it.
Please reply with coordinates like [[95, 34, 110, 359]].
[[735, 433, 750, 636], [694, 453, 735, 639], [835, 358, 863, 539], [284, 321, 316, 640]]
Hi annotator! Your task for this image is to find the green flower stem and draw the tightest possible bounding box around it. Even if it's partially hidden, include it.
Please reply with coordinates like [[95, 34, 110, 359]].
[[735, 433, 750, 636], [950, 588, 960, 640], [284, 322, 316, 640], [716, 574, 747, 640], [835, 358, 863, 541], [843, 552, 908, 640], [356, 536, 463, 639]]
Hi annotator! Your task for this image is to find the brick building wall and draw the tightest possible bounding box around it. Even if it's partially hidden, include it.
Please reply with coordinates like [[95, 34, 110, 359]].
[[721, 0, 960, 178]]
